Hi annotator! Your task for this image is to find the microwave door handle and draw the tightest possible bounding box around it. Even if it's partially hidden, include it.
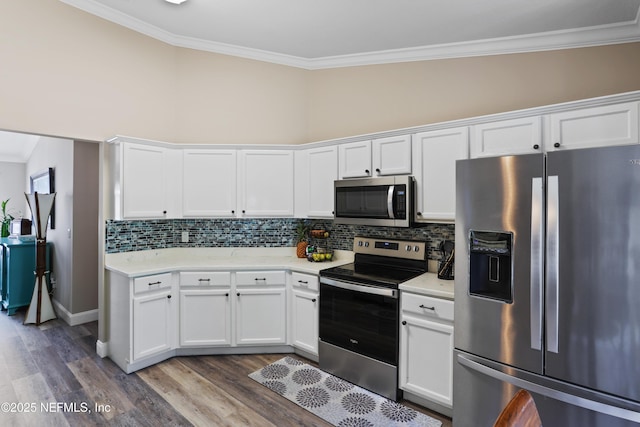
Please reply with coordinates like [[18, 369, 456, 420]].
[[387, 185, 395, 218]]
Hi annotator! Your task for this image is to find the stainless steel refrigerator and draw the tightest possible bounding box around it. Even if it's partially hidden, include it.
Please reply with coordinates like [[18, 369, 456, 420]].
[[453, 144, 640, 426]]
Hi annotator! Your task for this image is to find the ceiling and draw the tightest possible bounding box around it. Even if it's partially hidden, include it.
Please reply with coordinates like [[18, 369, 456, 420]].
[[0, 131, 40, 163], [60, 0, 640, 69]]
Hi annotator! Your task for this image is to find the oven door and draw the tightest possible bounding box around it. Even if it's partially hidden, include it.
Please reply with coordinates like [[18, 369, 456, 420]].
[[319, 278, 399, 365]]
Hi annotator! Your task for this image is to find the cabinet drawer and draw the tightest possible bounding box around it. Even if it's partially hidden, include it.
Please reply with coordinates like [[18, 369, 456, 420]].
[[291, 272, 319, 292], [179, 271, 231, 287], [236, 270, 286, 286], [134, 273, 172, 294], [401, 292, 454, 322]]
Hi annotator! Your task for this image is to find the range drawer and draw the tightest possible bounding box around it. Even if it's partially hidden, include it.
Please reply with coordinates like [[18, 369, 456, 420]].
[[133, 273, 172, 294], [236, 270, 286, 286], [401, 292, 454, 322], [179, 271, 231, 287], [291, 272, 319, 292]]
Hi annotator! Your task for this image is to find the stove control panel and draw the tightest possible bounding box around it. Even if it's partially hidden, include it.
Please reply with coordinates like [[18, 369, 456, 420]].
[[353, 236, 427, 261]]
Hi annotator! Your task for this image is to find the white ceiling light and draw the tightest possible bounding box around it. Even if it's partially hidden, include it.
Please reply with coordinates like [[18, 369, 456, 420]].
[[165, 0, 187, 4]]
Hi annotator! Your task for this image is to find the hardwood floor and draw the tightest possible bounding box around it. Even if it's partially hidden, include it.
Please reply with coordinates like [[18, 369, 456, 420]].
[[0, 308, 452, 426]]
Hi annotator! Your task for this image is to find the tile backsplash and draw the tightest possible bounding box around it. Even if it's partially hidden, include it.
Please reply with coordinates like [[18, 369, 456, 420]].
[[106, 218, 454, 261]]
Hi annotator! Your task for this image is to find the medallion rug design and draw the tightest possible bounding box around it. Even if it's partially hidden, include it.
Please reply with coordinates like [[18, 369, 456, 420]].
[[249, 356, 442, 427]]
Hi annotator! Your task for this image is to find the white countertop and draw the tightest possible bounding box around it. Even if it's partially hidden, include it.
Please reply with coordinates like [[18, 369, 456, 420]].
[[399, 272, 455, 300], [105, 247, 354, 277], [105, 247, 455, 300]]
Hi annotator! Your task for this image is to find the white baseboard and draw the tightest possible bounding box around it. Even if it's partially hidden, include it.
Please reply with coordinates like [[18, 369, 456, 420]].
[[52, 299, 99, 326], [96, 340, 108, 358]]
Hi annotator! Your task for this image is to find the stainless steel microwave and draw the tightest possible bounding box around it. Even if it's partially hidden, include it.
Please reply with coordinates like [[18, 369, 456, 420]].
[[334, 176, 414, 227]]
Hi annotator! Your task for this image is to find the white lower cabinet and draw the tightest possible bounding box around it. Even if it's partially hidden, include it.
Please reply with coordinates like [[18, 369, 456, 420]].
[[399, 292, 454, 410], [180, 289, 231, 346], [131, 273, 175, 362], [289, 272, 319, 356], [235, 271, 287, 345], [179, 272, 232, 347]]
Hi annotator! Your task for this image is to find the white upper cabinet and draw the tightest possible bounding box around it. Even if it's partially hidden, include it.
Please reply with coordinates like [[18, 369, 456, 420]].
[[546, 102, 639, 151], [238, 150, 294, 217], [338, 140, 372, 179], [295, 146, 338, 218], [470, 117, 542, 158], [372, 135, 412, 176], [338, 135, 412, 179], [182, 149, 237, 217], [122, 143, 181, 219], [413, 127, 469, 223]]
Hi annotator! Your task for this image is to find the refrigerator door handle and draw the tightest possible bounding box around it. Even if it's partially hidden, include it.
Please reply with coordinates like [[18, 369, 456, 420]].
[[547, 175, 560, 353], [530, 177, 543, 351], [457, 354, 640, 423]]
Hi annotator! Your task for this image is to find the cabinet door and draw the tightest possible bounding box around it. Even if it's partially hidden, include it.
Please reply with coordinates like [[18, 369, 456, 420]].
[[133, 290, 173, 360], [235, 287, 286, 345], [179, 289, 231, 346], [291, 288, 319, 355], [399, 314, 454, 408], [338, 141, 372, 179], [413, 127, 469, 223], [547, 102, 639, 151], [306, 146, 338, 218], [183, 150, 237, 217], [372, 135, 412, 176], [239, 150, 294, 217], [123, 143, 169, 219], [470, 117, 542, 158]]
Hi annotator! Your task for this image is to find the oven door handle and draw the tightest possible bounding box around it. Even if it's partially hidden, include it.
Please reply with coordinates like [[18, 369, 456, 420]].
[[320, 277, 398, 298]]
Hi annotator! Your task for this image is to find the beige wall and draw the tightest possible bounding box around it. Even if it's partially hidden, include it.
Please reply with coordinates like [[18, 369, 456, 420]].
[[1, 0, 640, 146], [307, 44, 640, 142]]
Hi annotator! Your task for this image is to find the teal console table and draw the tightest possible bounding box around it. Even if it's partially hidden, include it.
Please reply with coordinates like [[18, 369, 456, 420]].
[[0, 238, 52, 315]]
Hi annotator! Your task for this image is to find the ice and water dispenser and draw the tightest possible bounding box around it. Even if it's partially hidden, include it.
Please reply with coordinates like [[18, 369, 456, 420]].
[[468, 230, 513, 303]]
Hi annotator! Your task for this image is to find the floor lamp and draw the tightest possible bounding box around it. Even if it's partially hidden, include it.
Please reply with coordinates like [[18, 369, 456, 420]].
[[24, 192, 57, 325]]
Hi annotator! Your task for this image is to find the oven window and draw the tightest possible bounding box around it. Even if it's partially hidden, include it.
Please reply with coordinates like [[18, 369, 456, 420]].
[[319, 283, 399, 365], [335, 185, 391, 219]]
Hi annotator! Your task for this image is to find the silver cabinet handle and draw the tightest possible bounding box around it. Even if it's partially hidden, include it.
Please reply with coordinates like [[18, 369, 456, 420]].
[[546, 175, 560, 353], [530, 177, 543, 351]]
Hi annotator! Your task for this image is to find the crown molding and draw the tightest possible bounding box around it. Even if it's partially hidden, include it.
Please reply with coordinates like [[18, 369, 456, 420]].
[[60, 0, 640, 70]]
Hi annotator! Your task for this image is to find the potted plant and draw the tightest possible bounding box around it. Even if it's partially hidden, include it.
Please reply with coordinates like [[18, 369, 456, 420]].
[[295, 221, 310, 258], [1, 199, 15, 238]]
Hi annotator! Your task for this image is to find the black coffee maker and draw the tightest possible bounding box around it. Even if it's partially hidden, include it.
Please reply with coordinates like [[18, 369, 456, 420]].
[[437, 240, 455, 280]]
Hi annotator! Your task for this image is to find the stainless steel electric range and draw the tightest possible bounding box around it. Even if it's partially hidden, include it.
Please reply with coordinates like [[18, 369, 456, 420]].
[[318, 236, 428, 401]]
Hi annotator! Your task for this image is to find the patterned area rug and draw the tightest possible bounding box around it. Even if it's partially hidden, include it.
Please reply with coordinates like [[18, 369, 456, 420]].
[[249, 356, 442, 427]]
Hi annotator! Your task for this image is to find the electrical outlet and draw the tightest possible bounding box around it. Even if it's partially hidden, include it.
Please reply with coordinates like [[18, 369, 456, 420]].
[[181, 231, 189, 243]]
